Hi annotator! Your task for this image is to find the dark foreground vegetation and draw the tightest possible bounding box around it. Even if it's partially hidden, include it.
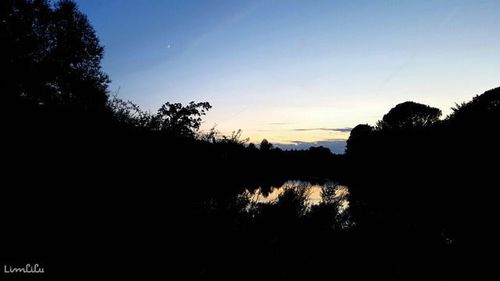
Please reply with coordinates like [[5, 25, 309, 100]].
[[2, 1, 499, 280]]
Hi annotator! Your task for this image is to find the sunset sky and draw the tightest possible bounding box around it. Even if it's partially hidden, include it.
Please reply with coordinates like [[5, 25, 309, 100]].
[[75, 0, 500, 152]]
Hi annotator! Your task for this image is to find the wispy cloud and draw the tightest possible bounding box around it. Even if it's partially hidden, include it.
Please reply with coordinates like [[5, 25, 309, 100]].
[[288, 138, 346, 144], [291, 127, 352, 133], [266, 122, 291, 126]]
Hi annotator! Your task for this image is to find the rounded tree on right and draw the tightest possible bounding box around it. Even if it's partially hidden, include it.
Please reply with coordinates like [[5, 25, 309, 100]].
[[377, 101, 442, 130]]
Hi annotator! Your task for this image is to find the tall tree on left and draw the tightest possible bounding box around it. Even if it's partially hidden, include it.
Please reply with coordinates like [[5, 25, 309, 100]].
[[0, 0, 109, 112]]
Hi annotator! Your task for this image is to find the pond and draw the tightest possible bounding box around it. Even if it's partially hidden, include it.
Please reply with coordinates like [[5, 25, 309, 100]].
[[243, 180, 350, 212]]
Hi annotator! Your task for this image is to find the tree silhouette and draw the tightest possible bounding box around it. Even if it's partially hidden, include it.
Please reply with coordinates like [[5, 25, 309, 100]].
[[448, 86, 500, 125], [1, 0, 109, 111], [377, 101, 442, 130], [346, 124, 373, 155], [260, 139, 273, 151], [247, 143, 258, 151], [150, 101, 211, 137]]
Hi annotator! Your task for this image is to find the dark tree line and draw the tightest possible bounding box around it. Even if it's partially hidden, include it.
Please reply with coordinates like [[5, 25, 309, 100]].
[[344, 88, 500, 280]]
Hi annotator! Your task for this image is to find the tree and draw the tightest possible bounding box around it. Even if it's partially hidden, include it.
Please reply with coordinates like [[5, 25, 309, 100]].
[[260, 139, 273, 151], [448, 86, 500, 124], [247, 143, 258, 151], [348, 124, 373, 140], [377, 101, 441, 130], [346, 124, 373, 154], [1, 0, 110, 112], [150, 101, 211, 138]]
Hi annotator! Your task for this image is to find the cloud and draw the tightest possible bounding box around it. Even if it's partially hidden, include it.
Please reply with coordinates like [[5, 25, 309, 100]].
[[266, 122, 291, 126], [291, 127, 352, 133], [275, 139, 347, 154]]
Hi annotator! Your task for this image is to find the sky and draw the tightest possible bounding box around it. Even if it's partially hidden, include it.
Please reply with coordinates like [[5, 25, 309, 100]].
[[74, 0, 500, 153]]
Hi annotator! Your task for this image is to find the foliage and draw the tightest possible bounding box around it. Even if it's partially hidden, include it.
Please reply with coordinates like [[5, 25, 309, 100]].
[[1, 0, 109, 111], [108, 95, 151, 129], [149, 101, 212, 137], [260, 138, 273, 151], [247, 142, 258, 151], [198, 125, 220, 143], [320, 182, 339, 205], [376, 101, 442, 130], [345, 124, 374, 154], [219, 129, 249, 145], [447, 86, 500, 124], [274, 184, 310, 218]]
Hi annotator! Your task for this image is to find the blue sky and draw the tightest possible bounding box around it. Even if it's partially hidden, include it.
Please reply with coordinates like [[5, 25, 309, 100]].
[[75, 0, 500, 153]]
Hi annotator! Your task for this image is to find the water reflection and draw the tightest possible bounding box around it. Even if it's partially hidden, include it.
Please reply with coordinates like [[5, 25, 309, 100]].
[[244, 180, 349, 212]]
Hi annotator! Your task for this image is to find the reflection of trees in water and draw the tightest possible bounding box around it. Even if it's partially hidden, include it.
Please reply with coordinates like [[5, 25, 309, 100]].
[[245, 181, 348, 205], [241, 180, 353, 230]]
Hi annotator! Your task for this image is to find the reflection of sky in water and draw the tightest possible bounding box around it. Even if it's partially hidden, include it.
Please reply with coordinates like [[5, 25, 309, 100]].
[[246, 180, 349, 210]]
